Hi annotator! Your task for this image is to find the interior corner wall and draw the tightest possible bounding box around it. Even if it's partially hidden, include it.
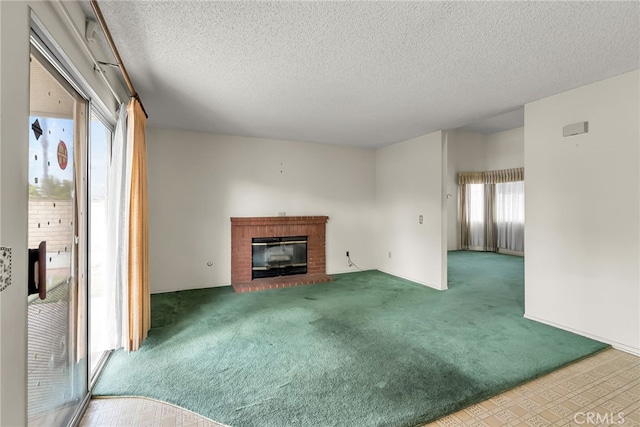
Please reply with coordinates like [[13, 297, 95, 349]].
[[524, 69, 640, 355], [1, 2, 123, 424], [445, 128, 524, 250], [375, 131, 446, 289], [146, 128, 377, 293], [0, 3, 4, 421], [446, 130, 487, 250]]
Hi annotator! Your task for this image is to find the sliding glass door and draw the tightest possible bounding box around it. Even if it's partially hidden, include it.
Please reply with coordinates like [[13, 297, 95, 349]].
[[27, 37, 118, 426], [27, 49, 88, 427], [89, 112, 112, 379]]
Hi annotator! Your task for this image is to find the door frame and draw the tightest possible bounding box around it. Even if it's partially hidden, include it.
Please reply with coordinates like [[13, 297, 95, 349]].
[[28, 43, 90, 427], [29, 14, 116, 427]]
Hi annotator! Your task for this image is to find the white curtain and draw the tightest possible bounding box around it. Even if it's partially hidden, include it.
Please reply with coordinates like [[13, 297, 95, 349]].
[[496, 181, 525, 252], [104, 104, 131, 350], [466, 183, 486, 249], [460, 168, 524, 253]]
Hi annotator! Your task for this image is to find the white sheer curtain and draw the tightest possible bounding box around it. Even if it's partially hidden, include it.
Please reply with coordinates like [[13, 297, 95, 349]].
[[495, 181, 525, 252], [104, 104, 131, 349], [459, 168, 524, 253], [466, 183, 485, 249]]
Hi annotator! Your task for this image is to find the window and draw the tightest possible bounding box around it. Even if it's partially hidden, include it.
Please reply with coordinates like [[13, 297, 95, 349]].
[[496, 181, 525, 252], [89, 111, 113, 379], [459, 168, 524, 254]]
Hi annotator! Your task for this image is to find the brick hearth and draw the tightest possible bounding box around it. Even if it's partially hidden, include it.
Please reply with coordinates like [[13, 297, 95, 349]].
[[230, 216, 332, 292]]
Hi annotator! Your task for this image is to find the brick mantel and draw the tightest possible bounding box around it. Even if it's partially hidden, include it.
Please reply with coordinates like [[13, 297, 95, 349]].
[[230, 216, 330, 291], [231, 216, 329, 226]]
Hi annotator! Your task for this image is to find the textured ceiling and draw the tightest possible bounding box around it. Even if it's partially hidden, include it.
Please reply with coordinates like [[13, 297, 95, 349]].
[[459, 108, 524, 135], [93, 1, 639, 147]]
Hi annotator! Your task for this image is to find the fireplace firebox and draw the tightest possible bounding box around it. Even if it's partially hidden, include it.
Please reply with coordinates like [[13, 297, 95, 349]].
[[251, 236, 308, 279], [231, 216, 331, 292]]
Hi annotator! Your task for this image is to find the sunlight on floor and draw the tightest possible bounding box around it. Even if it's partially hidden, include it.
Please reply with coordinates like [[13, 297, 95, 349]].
[[81, 348, 638, 427], [80, 397, 227, 427]]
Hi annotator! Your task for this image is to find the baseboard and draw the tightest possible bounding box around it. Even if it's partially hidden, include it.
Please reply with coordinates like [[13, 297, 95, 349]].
[[449, 248, 524, 257], [152, 282, 231, 294], [378, 269, 447, 291], [328, 268, 374, 275], [524, 314, 640, 356], [497, 248, 524, 257]]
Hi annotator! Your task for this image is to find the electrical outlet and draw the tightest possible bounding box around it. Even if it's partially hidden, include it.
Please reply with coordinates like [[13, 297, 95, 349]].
[[346, 251, 349, 257], [388, 251, 392, 259]]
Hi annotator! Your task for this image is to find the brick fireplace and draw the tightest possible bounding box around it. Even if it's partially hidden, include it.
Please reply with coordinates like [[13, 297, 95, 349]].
[[230, 216, 332, 292]]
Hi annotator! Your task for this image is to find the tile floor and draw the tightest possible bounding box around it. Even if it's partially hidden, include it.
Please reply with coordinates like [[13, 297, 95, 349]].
[[79, 398, 227, 427], [424, 348, 639, 427], [81, 348, 639, 427]]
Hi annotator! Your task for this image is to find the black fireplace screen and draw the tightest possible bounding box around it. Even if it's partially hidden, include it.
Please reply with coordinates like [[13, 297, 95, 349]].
[[251, 236, 308, 279]]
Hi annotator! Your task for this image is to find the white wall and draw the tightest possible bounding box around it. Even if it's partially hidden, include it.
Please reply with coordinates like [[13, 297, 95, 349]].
[[0, 2, 122, 424], [0, 3, 4, 420], [524, 70, 640, 355], [486, 127, 525, 170], [375, 131, 447, 290], [445, 128, 525, 250], [147, 128, 376, 293], [446, 131, 487, 250]]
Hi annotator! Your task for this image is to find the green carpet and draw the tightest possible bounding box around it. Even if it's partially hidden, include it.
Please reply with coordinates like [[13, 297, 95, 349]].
[[94, 251, 608, 426]]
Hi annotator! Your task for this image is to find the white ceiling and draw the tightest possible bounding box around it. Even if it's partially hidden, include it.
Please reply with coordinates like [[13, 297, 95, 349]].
[[92, 1, 639, 148], [459, 108, 524, 135]]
